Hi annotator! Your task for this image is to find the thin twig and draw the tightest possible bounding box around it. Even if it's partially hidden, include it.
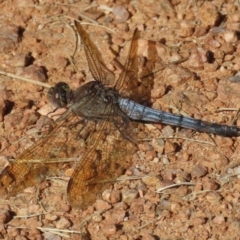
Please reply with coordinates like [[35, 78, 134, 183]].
[[14, 226, 81, 238], [0, 70, 51, 88], [149, 136, 216, 146], [14, 213, 46, 219], [117, 175, 148, 181], [156, 182, 195, 193], [216, 107, 240, 112]]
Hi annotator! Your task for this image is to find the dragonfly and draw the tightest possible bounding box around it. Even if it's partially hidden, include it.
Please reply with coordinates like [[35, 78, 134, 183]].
[[0, 21, 239, 209]]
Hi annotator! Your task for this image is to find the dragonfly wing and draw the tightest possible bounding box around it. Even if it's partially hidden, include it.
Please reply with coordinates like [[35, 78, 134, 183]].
[[115, 29, 139, 96], [67, 107, 136, 209], [115, 29, 155, 104], [75, 21, 115, 86], [0, 112, 95, 197]]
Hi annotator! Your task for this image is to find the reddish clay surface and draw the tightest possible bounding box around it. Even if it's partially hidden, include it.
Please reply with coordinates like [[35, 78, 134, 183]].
[[1, 0, 240, 239]]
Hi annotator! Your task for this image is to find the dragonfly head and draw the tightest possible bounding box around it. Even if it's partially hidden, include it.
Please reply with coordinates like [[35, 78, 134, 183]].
[[47, 82, 73, 108]]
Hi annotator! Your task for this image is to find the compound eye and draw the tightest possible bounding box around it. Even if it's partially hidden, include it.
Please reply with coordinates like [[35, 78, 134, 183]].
[[47, 82, 72, 108]]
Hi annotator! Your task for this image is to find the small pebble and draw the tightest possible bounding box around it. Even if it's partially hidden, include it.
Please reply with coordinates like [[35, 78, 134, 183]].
[[130, 198, 145, 214], [121, 189, 138, 203], [0, 24, 19, 53], [191, 165, 208, 178], [112, 5, 129, 24], [101, 224, 117, 236], [213, 215, 225, 224], [0, 210, 11, 224], [6, 53, 32, 67], [95, 200, 112, 211], [55, 217, 71, 229]]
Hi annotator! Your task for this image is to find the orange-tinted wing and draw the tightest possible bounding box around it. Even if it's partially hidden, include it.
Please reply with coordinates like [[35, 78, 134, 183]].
[[0, 111, 95, 198], [114, 29, 155, 104], [114, 29, 140, 97], [75, 21, 115, 87], [67, 105, 136, 209]]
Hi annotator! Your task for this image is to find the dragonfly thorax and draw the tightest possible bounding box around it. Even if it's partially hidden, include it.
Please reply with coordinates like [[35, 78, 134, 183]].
[[73, 81, 119, 105]]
